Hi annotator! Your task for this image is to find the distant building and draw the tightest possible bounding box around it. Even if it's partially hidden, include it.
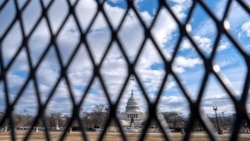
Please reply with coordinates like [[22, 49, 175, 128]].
[[118, 91, 147, 128]]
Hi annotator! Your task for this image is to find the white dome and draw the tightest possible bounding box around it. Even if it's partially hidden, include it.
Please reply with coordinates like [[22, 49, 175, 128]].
[[126, 91, 140, 112]]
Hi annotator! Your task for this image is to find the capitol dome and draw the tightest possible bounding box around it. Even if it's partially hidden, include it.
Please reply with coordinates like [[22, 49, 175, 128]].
[[126, 91, 140, 112]]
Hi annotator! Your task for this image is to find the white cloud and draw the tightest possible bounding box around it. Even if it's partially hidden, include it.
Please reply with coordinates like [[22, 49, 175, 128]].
[[193, 36, 212, 53], [175, 56, 201, 68], [217, 43, 229, 51], [158, 95, 189, 115], [169, 0, 192, 20], [180, 39, 192, 50], [165, 81, 176, 90], [240, 21, 250, 37], [180, 35, 230, 53], [103, 3, 127, 28], [151, 9, 178, 48]]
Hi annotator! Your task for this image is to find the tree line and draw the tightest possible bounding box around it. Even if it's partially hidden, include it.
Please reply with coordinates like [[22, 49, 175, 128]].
[[1, 105, 248, 132]]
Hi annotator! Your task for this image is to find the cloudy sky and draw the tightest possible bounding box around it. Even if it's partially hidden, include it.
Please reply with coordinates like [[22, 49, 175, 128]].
[[0, 0, 250, 118]]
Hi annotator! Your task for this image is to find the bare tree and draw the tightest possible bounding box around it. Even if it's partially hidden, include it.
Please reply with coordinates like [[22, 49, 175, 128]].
[[13, 114, 23, 127], [46, 111, 62, 129], [92, 104, 108, 128], [82, 112, 94, 130], [82, 104, 108, 130], [13, 113, 33, 127], [163, 111, 185, 131]]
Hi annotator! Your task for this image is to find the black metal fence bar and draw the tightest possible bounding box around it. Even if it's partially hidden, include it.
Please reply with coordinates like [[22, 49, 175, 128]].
[[1, 0, 250, 141]]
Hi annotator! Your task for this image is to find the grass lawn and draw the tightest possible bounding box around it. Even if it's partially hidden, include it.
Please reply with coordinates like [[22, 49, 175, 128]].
[[1, 131, 250, 141]]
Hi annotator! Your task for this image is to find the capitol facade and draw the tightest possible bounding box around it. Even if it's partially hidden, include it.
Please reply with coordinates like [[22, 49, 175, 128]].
[[117, 91, 147, 127]]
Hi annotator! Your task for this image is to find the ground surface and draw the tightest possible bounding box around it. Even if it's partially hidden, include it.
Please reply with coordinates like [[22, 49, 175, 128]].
[[1, 132, 250, 141]]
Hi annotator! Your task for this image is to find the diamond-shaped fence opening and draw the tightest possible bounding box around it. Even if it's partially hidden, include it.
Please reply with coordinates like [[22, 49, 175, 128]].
[[135, 39, 167, 103], [150, 7, 179, 60], [1, 0, 250, 141], [157, 75, 190, 140], [200, 75, 236, 134], [172, 38, 205, 101], [100, 43, 128, 103], [118, 9, 144, 63], [187, 3, 218, 58], [28, 19, 51, 66], [214, 35, 247, 98]]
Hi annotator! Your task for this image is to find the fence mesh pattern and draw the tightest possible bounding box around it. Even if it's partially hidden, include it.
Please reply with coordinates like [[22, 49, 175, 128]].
[[1, 0, 250, 141]]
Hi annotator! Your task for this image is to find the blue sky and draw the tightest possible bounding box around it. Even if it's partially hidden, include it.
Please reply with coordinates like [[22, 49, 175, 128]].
[[0, 0, 250, 118]]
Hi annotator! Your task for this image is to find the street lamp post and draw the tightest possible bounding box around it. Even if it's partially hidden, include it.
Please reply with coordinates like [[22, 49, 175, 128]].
[[213, 106, 222, 134]]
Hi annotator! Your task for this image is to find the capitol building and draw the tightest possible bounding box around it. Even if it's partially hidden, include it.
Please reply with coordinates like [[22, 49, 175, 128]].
[[117, 91, 147, 128]]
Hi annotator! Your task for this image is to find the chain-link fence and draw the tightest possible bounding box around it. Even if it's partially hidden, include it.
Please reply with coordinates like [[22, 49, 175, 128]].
[[1, 0, 250, 141]]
